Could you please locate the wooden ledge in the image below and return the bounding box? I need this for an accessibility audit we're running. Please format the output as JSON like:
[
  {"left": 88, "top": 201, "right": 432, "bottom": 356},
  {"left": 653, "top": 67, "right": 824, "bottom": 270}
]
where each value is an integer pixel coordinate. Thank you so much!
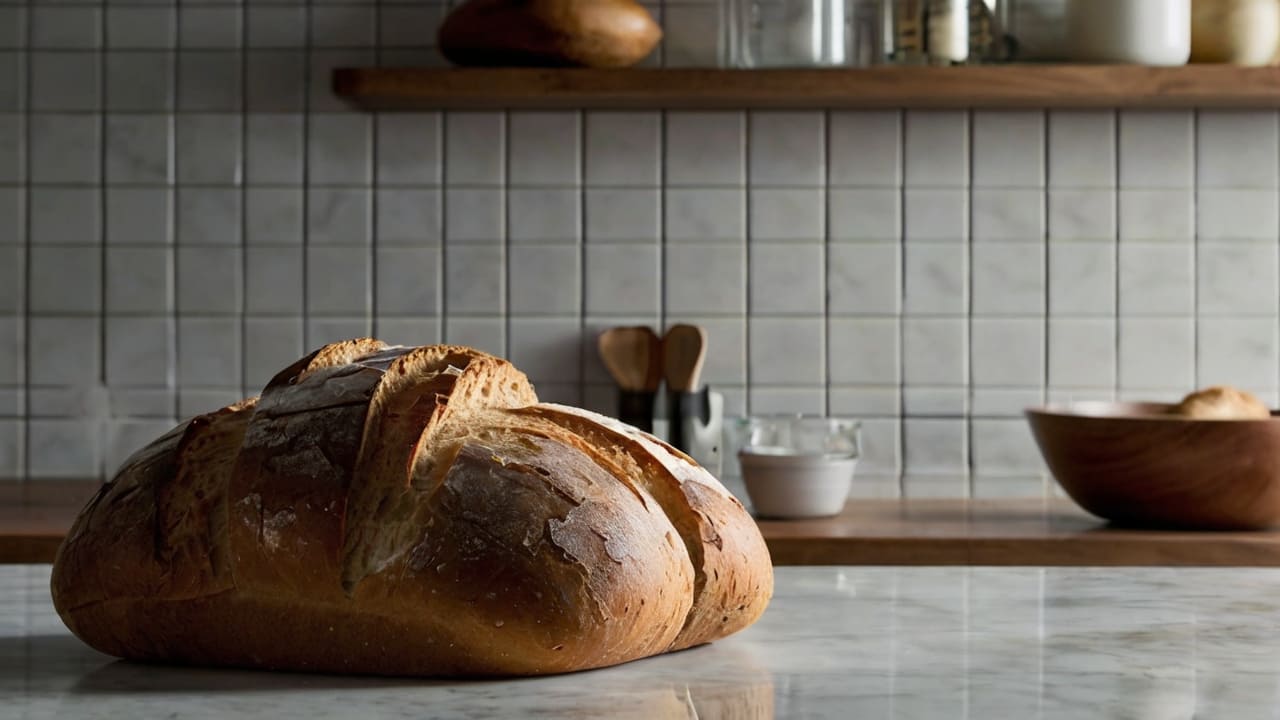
[
  {"left": 7, "top": 482, "right": 1280, "bottom": 566},
  {"left": 759, "top": 497, "right": 1280, "bottom": 566},
  {"left": 334, "top": 65, "right": 1280, "bottom": 111}
]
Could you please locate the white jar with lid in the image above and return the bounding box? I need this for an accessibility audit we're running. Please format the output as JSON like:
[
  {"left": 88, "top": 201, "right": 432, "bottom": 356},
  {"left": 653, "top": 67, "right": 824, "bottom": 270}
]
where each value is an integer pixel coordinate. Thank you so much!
[{"left": 1066, "top": 0, "right": 1192, "bottom": 65}]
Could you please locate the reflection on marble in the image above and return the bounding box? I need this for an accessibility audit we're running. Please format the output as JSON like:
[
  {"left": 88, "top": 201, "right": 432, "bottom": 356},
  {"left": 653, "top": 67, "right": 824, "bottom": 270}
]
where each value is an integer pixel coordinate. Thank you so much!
[{"left": 9, "top": 565, "right": 1280, "bottom": 718}]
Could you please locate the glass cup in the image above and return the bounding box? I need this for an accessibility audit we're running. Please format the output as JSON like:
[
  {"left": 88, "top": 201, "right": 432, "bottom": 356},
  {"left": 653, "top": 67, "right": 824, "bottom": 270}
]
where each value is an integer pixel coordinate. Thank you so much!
[
  {"left": 726, "top": 415, "right": 862, "bottom": 518},
  {"left": 722, "top": 0, "right": 855, "bottom": 67}
]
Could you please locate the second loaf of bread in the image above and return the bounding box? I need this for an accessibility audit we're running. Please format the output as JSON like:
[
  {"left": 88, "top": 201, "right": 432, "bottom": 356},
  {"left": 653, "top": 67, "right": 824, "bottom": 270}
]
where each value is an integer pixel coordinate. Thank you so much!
[{"left": 51, "top": 340, "right": 773, "bottom": 677}]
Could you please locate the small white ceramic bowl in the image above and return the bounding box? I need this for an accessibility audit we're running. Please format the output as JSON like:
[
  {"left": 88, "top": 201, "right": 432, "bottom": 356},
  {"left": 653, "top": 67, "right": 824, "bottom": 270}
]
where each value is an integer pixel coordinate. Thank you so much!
[{"left": 730, "top": 416, "right": 860, "bottom": 519}]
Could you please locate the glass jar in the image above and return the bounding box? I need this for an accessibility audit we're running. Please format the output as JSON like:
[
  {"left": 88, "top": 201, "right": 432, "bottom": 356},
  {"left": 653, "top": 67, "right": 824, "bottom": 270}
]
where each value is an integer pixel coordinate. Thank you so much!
[
  {"left": 884, "top": 0, "right": 971, "bottom": 64},
  {"left": 722, "top": 0, "right": 852, "bottom": 67}
]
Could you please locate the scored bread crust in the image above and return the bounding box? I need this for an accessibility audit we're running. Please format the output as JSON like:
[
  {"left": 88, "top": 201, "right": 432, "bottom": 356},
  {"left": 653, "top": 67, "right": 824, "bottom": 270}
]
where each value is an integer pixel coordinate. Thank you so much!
[{"left": 51, "top": 340, "right": 773, "bottom": 676}]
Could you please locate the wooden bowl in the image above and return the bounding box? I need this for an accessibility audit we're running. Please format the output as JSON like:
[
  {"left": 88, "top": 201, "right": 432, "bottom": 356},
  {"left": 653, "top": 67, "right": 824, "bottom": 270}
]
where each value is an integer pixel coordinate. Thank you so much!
[{"left": 1026, "top": 402, "right": 1280, "bottom": 530}]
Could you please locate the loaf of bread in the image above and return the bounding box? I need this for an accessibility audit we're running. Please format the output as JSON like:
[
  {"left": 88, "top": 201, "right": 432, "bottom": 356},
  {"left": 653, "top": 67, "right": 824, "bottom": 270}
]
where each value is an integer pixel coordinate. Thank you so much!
[
  {"left": 51, "top": 340, "right": 773, "bottom": 676},
  {"left": 1173, "top": 385, "right": 1272, "bottom": 420}
]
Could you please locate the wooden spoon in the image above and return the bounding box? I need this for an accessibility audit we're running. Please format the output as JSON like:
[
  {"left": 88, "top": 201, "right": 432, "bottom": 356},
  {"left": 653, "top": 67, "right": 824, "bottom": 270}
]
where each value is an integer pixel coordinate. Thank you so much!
[
  {"left": 662, "top": 324, "right": 707, "bottom": 393},
  {"left": 598, "top": 326, "right": 662, "bottom": 392}
]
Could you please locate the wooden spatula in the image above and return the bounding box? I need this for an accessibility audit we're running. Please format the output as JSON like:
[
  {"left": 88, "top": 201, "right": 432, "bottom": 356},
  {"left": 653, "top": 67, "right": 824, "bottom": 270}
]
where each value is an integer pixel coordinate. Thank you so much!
[
  {"left": 598, "top": 326, "right": 662, "bottom": 392},
  {"left": 662, "top": 324, "right": 707, "bottom": 393}
]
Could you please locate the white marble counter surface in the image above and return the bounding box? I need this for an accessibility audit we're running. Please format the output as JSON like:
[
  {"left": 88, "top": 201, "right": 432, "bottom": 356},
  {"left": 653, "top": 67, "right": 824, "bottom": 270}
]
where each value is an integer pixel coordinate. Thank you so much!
[{"left": 6, "top": 564, "right": 1280, "bottom": 718}]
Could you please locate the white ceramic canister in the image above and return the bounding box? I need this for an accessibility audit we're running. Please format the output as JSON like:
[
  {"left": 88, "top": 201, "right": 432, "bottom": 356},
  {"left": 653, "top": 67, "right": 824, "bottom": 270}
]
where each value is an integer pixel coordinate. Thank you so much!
[{"left": 1066, "top": 0, "right": 1192, "bottom": 65}]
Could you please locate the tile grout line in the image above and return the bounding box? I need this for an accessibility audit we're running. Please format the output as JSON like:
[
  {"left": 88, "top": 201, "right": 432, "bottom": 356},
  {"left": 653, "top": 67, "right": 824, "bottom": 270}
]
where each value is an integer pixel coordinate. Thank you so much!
[
  {"left": 821, "top": 109, "right": 830, "bottom": 420},
  {"left": 238, "top": 0, "right": 248, "bottom": 399},
  {"left": 439, "top": 113, "right": 449, "bottom": 343},
  {"left": 19, "top": 5, "right": 30, "bottom": 483},
  {"left": 300, "top": 0, "right": 312, "bottom": 352},
  {"left": 742, "top": 110, "right": 751, "bottom": 417},
  {"left": 1112, "top": 111, "right": 1121, "bottom": 406},
  {"left": 896, "top": 110, "right": 906, "bottom": 498},
  {"left": 170, "top": 1, "right": 182, "bottom": 433},
  {"left": 370, "top": 0, "right": 381, "bottom": 341},
  {"left": 577, "top": 109, "right": 586, "bottom": 406},
  {"left": 1191, "top": 110, "right": 1200, "bottom": 392},
  {"left": 502, "top": 110, "right": 510, "bottom": 357},
  {"left": 96, "top": 0, "right": 108, "bottom": 481},
  {"left": 965, "top": 109, "right": 975, "bottom": 498}
]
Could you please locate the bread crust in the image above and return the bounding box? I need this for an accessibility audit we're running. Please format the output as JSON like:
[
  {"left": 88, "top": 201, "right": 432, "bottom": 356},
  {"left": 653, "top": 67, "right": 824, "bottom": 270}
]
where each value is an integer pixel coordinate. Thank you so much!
[
  {"left": 1174, "top": 386, "right": 1272, "bottom": 420},
  {"left": 51, "top": 340, "right": 772, "bottom": 676}
]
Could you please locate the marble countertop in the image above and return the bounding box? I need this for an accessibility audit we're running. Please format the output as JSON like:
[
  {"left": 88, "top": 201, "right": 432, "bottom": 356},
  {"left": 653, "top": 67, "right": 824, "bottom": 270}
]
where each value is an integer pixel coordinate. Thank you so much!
[{"left": 6, "top": 565, "right": 1280, "bottom": 718}]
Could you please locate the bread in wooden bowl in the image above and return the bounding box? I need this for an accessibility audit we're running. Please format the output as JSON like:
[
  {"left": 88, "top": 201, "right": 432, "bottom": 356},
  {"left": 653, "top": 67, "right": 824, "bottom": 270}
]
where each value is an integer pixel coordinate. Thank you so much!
[
  {"left": 1172, "top": 385, "right": 1272, "bottom": 420},
  {"left": 437, "top": 0, "right": 662, "bottom": 68},
  {"left": 51, "top": 340, "right": 773, "bottom": 677},
  {"left": 1027, "top": 394, "right": 1280, "bottom": 530}
]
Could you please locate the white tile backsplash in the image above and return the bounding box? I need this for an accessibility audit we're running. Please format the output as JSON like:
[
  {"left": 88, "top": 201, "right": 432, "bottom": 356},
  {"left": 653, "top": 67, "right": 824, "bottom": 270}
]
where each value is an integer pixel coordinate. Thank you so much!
[
  {"left": 1048, "top": 242, "right": 1116, "bottom": 316},
  {"left": 177, "top": 246, "right": 242, "bottom": 314},
  {"left": 1048, "top": 111, "right": 1115, "bottom": 188},
  {"left": 6, "top": 11, "right": 1280, "bottom": 497},
  {"left": 665, "top": 244, "right": 745, "bottom": 315},
  {"left": 829, "top": 111, "right": 901, "bottom": 187},
  {"left": 1197, "top": 318, "right": 1280, "bottom": 391},
  {"left": 30, "top": 114, "right": 99, "bottom": 184},
  {"left": 749, "top": 112, "right": 824, "bottom": 187},
  {"left": 444, "top": 112, "right": 504, "bottom": 185},
  {"left": 903, "top": 318, "right": 966, "bottom": 386},
  {"left": 510, "top": 112, "right": 580, "bottom": 187},
  {"left": 31, "top": 51, "right": 99, "bottom": 112},
  {"left": 970, "top": 318, "right": 1044, "bottom": 387},
  {"left": 972, "top": 111, "right": 1044, "bottom": 188},
  {"left": 970, "top": 243, "right": 1045, "bottom": 316},
  {"left": 584, "top": 244, "right": 660, "bottom": 315},
  {"left": 1048, "top": 189, "right": 1115, "bottom": 241},
  {"left": 749, "top": 317, "right": 824, "bottom": 385},
  {"left": 904, "top": 188, "right": 967, "bottom": 242},
  {"left": 827, "top": 243, "right": 900, "bottom": 315},
  {"left": 31, "top": 188, "right": 99, "bottom": 246},
  {"left": 1048, "top": 318, "right": 1117, "bottom": 389},
  {"left": 1118, "top": 317, "right": 1196, "bottom": 390},
  {"left": 749, "top": 243, "right": 824, "bottom": 314},
  {"left": 749, "top": 188, "right": 823, "bottom": 242},
  {"left": 903, "top": 243, "right": 966, "bottom": 315},
  {"left": 828, "top": 317, "right": 899, "bottom": 385},
  {"left": 585, "top": 111, "right": 661, "bottom": 187},
  {"left": 666, "top": 188, "right": 744, "bottom": 242},
  {"left": 1196, "top": 189, "right": 1280, "bottom": 241},
  {"left": 666, "top": 111, "right": 745, "bottom": 186},
  {"left": 904, "top": 111, "right": 968, "bottom": 187},
  {"left": 971, "top": 189, "right": 1044, "bottom": 242},
  {"left": 242, "top": 247, "right": 302, "bottom": 318},
  {"left": 29, "top": 247, "right": 100, "bottom": 314},
  {"left": 307, "top": 114, "right": 372, "bottom": 186},
  {"left": 0, "top": 114, "right": 21, "bottom": 184},
  {"left": 508, "top": 189, "right": 580, "bottom": 244},
  {"left": 1197, "top": 243, "right": 1280, "bottom": 316},
  {"left": 246, "top": 114, "right": 304, "bottom": 184},
  {"left": 105, "top": 51, "right": 173, "bottom": 112},
  {"left": 106, "top": 247, "right": 171, "bottom": 314},
  {"left": 508, "top": 245, "right": 580, "bottom": 316},
  {"left": 1118, "top": 243, "right": 1195, "bottom": 316},
  {"left": 1118, "top": 111, "right": 1194, "bottom": 188},
  {"left": 1196, "top": 111, "right": 1278, "bottom": 189},
  {"left": 105, "top": 114, "right": 172, "bottom": 184}
]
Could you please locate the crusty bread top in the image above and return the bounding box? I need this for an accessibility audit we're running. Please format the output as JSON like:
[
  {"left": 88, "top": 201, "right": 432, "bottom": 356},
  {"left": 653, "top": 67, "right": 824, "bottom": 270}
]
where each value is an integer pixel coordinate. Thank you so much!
[
  {"left": 52, "top": 340, "right": 773, "bottom": 676},
  {"left": 1174, "top": 385, "right": 1272, "bottom": 420}
]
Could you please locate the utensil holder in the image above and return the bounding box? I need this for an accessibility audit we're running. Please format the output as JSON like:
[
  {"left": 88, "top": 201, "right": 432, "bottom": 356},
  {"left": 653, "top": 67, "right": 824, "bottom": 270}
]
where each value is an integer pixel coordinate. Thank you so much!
[
  {"left": 668, "top": 386, "right": 725, "bottom": 477},
  {"left": 617, "top": 390, "right": 657, "bottom": 433}
]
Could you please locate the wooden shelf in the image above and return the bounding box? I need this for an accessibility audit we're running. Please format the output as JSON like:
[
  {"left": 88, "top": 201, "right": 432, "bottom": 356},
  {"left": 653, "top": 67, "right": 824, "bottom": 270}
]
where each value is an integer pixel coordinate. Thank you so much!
[
  {"left": 10, "top": 482, "right": 1280, "bottom": 566},
  {"left": 333, "top": 65, "right": 1280, "bottom": 110}
]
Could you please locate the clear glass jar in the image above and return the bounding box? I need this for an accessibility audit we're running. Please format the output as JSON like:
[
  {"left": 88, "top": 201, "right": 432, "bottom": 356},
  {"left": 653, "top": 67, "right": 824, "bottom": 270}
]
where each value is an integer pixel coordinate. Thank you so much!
[
  {"left": 722, "top": 0, "right": 852, "bottom": 67},
  {"left": 884, "top": 0, "right": 971, "bottom": 64}
]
